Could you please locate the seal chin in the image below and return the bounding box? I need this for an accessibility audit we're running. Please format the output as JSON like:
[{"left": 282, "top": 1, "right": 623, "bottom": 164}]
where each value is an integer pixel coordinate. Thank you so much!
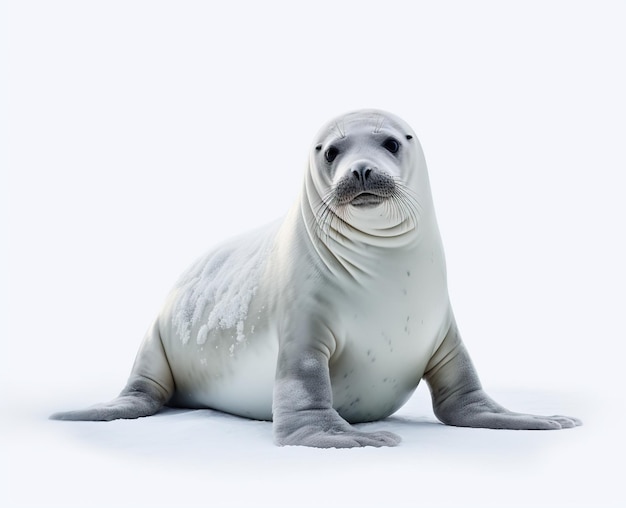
[{"left": 350, "top": 193, "right": 386, "bottom": 208}]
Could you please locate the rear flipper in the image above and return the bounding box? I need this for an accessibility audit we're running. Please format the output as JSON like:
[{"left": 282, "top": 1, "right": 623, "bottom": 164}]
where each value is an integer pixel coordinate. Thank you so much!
[
  {"left": 50, "top": 322, "right": 175, "bottom": 422},
  {"left": 50, "top": 376, "right": 170, "bottom": 421}
]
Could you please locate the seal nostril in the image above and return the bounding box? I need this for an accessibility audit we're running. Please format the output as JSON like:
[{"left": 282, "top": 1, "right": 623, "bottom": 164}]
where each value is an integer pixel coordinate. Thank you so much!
[{"left": 351, "top": 166, "right": 375, "bottom": 183}]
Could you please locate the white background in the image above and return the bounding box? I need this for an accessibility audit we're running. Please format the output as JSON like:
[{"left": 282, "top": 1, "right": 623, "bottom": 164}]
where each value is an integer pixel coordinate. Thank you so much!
[{"left": 3, "top": 1, "right": 625, "bottom": 507}]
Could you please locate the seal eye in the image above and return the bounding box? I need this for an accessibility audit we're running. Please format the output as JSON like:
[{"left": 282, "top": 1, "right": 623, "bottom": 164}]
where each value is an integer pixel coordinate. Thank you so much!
[
  {"left": 325, "top": 146, "right": 339, "bottom": 163},
  {"left": 383, "top": 138, "right": 400, "bottom": 154}
]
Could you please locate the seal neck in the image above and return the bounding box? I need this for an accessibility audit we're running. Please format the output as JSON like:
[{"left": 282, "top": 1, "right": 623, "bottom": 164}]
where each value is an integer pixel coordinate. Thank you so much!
[{"left": 300, "top": 173, "right": 437, "bottom": 282}]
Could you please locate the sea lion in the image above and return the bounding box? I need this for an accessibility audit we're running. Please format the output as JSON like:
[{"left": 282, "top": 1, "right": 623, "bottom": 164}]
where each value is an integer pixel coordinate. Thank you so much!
[{"left": 51, "top": 109, "right": 581, "bottom": 447}]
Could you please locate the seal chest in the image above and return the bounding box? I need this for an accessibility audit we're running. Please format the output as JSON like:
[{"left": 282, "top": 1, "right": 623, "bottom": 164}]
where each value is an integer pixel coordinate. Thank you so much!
[{"left": 324, "top": 228, "right": 451, "bottom": 422}]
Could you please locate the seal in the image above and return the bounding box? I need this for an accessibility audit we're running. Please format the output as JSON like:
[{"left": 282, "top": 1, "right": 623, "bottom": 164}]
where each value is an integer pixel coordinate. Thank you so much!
[{"left": 51, "top": 109, "right": 581, "bottom": 447}]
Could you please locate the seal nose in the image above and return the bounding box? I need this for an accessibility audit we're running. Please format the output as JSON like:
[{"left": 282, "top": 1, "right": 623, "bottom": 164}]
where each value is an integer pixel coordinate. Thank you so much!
[{"left": 351, "top": 164, "right": 375, "bottom": 184}]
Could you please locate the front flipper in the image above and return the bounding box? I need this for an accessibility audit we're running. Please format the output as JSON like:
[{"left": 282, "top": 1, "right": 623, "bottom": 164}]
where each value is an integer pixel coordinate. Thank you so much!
[
  {"left": 273, "top": 343, "right": 400, "bottom": 448},
  {"left": 424, "top": 320, "right": 582, "bottom": 430}
]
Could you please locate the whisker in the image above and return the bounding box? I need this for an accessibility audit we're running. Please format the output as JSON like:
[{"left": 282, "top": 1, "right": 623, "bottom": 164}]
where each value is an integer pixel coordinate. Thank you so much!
[
  {"left": 312, "top": 188, "right": 350, "bottom": 244},
  {"left": 393, "top": 179, "right": 423, "bottom": 216},
  {"left": 373, "top": 114, "right": 385, "bottom": 134},
  {"left": 334, "top": 121, "right": 346, "bottom": 139},
  {"left": 310, "top": 176, "right": 422, "bottom": 243}
]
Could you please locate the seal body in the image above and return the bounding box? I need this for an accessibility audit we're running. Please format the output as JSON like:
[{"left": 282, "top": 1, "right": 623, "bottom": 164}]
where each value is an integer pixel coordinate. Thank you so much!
[{"left": 51, "top": 110, "right": 581, "bottom": 447}]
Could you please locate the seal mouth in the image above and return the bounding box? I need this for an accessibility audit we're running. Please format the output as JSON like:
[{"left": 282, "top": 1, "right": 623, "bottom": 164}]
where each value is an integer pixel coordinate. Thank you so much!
[
  {"left": 333, "top": 167, "right": 396, "bottom": 207},
  {"left": 350, "top": 192, "right": 386, "bottom": 207}
]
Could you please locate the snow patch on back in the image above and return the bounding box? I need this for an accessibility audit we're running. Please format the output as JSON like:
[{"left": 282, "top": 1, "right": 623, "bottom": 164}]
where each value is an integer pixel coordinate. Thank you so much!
[{"left": 172, "top": 223, "right": 278, "bottom": 346}]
